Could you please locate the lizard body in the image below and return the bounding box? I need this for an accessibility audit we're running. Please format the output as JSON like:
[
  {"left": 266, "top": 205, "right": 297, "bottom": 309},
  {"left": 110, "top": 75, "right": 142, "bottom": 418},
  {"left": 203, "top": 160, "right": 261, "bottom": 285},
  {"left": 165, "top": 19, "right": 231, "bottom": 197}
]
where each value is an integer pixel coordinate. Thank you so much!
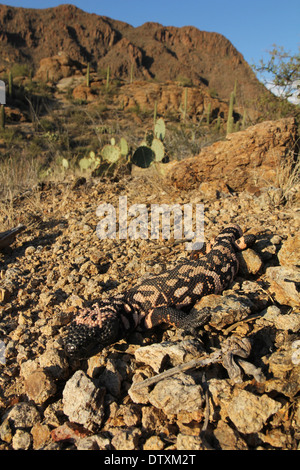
[{"left": 64, "top": 224, "right": 255, "bottom": 358}]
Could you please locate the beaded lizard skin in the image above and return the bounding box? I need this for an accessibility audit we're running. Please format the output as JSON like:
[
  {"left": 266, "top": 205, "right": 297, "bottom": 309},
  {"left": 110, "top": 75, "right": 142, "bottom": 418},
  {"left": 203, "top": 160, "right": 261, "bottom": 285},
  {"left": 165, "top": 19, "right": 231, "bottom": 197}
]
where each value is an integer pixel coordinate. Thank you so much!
[{"left": 64, "top": 224, "right": 256, "bottom": 358}]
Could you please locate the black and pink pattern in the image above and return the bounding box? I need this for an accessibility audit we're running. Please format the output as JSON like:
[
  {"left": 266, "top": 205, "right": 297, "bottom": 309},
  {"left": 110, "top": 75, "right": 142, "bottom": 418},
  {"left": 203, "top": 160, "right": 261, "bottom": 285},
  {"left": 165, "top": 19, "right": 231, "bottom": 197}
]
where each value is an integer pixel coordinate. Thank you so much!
[{"left": 64, "top": 224, "right": 256, "bottom": 358}]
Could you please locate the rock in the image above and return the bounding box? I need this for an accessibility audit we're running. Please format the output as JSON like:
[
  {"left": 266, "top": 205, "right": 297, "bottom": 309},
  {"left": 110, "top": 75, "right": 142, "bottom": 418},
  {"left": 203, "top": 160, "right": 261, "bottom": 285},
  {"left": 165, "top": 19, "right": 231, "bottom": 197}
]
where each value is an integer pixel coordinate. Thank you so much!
[
  {"left": 3, "top": 402, "right": 40, "bottom": 429},
  {"left": 75, "top": 435, "right": 101, "bottom": 450},
  {"left": 168, "top": 118, "right": 297, "bottom": 192},
  {"left": 134, "top": 339, "right": 204, "bottom": 373},
  {"left": 0, "top": 287, "right": 10, "bottom": 302},
  {"left": 62, "top": 370, "right": 106, "bottom": 431},
  {"left": 35, "top": 52, "right": 83, "bottom": 82},
  {"left": 0, "top": 418, "right": 13, "bottom": 443},
  {"left": 237, "top": 248, "right": 264, "bottom": 276},
  {"left": 12, "top": 429, "right": 32, "bottom": 450},
  {"left": 116, "top": 404, "right": 142, "bottom": 427},
  {"left": 176, "top": 433, "right": 205, "bottom": 450},
  {"left": 291, "top": 340, "right": 300, "bottom": 365},
  {"left": 117, "top": 81, "right": 229, "bottom": 123},
  {"left": 266, "top": 343, "right": 300, "bottom": 398},
  {"left": 264, "top": 375, "right": 300, "bottom": 399},
  {"left": 24, "top": 369, "right": 57, "bottom": 404},
  {"left": 264, "top": 266, "right": 300, "bottom": 307},
  {"left": 268, "top": 350, "right": 293, "bottom": 378},
  {"left": 207, "top": 378, "right": 233, "bottom": 419},
  {"left": 141, "top": 406, "right": 166, "bottom": 433},
  {"left": 128, "top": 368, "right": 154, "bottom": 405},
  {"left": 254, "top": 237, "right": 278, "bottom": 261},
  {"left": 293, "top": 400, "right": 300, "bottom": 430},
  {"left": 193, "top": 293, "right": 252, "bottom": 329},
  {"left": 72, "top": 84, "right": 96, "bottom": 102},
  {"left": 20, "top": 359, "right": 39, "bottom": 379},
  {"left": 31, "top": 423, "right": 51, "bottom": 450},
  {"left": 240, "top": 280, "right": 270, "bottom": 311},
  {"left": 226, "top": 389, "right": 282, "bottom": 434},
  {"left": 199, "top": 180, "right": 230, "bottom": 198},
  {"left": 110, "top": 427, "right": 142, "bottom": 450},
  {"left": 213, "top": 421, "right": 248, "bottom": 450},
  {"left": 76, "top": 434, "right": 111, "bottom": 450},
  {"left": 43, "top": 400, "right": 65, "bottom": 428},
  {"left": 258, "top": 428, "right": 293, "bottom": 448},
  {"left": 143, "top": 435, "right": 165, "bottom": 450},
  {"left": 38, "top": 348, "right": 69, "bottom": 380},
  {"left": 148, "top": 373, "right": 204, "bottom": 418},
  {"left": 50, "top": 421, "right": 91, "bottom": 443},
  {"left": 278, "top": 234, "right": 300, "bottom": 267},
  {"left": 134, "top": 343, "right": 170, "bottom": 373},
  {"left": 98, "top": 358, "right": 122, "bottom": 396},
  {"left": 257, "top": 305, "right": 300, "bottom": 332}
]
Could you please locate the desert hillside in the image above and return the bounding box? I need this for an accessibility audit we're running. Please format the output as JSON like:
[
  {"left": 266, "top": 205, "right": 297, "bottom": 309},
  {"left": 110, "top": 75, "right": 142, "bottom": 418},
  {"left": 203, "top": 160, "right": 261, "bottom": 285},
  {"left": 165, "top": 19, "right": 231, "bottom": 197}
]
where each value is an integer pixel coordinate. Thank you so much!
[{"left": 0, "top": 3, "right": 264, "bottom": 105}]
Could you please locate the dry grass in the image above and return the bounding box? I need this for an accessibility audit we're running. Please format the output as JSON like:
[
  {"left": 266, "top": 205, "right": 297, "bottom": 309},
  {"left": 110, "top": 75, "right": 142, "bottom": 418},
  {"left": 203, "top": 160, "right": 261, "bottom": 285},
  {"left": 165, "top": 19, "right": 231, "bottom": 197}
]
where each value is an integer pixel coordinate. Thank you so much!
[{"left": 274, "top": 139, "right": 300, "bottom": 203}]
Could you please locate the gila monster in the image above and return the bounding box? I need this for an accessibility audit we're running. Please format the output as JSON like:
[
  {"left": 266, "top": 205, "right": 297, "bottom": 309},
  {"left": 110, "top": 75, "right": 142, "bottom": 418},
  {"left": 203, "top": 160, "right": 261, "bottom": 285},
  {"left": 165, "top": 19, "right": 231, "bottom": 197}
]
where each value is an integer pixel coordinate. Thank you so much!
[{"left": 64, "top": 224, "right": 256, "bottom": 358}]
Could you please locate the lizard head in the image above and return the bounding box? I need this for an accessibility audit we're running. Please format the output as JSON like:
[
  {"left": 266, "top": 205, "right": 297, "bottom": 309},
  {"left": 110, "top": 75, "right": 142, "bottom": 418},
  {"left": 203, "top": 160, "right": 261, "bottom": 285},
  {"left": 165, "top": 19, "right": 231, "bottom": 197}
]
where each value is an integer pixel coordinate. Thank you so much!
[
  {"left": 215, "top": 224, "right": 256, "bottom": 250},
  {"left": 64, "top": 299, "right": 122, "bottom": 358}
]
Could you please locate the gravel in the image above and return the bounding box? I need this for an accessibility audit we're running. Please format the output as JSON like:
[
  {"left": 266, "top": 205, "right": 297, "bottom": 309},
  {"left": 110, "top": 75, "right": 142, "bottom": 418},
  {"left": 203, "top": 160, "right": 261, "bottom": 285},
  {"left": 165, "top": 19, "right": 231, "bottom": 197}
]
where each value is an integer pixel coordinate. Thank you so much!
[{"left": 0, "top": 174, "right": 299, "bottom": 450}]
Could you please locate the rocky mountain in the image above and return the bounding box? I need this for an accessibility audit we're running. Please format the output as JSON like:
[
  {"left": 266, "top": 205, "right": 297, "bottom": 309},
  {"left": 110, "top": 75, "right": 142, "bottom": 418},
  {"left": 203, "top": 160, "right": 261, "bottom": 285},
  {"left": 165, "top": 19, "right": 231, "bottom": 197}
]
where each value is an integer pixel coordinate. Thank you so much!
[{"left": 0, "top": 3, "right": 264, "bottom": 105}]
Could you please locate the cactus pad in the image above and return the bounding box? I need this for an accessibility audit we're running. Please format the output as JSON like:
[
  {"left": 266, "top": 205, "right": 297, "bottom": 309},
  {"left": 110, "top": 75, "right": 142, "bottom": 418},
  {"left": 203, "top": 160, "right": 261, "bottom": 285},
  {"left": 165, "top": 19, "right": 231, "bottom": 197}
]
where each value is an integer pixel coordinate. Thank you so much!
[{"left": 101, "top": 144, "right": 122, "bottom": 163}]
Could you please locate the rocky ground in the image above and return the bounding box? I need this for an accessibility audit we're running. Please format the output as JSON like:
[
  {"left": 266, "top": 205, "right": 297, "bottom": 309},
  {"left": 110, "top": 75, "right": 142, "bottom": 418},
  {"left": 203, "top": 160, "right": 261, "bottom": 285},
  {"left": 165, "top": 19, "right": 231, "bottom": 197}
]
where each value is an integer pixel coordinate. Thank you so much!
[{"left": 0, "top": 166, "right": 299, "bottom": 450}]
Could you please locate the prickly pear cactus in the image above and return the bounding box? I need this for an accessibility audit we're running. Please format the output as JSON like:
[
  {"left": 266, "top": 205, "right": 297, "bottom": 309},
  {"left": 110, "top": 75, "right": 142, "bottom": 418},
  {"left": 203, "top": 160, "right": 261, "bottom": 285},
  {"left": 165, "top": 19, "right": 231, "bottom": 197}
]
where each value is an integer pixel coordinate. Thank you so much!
[
  {"left": 61, "top": 158, "right": 69, "bottom": 170},
  {"left": 132, "top": 121, "right": 166, "bottom": 168},
  {"left": 154, "top": 117, "right": 166, "bottom": 141},
  {"left": 101, "top": 144, "right": 122, "bottom": 163},
  {"left": 92, "top": 161, "right": 117, "bottom": 177},
  {"left": 79, "top": 151, "right": 101, "bottom": 171},
  {"left": 131, "top": 146, "right": 155, "bottom": 168},
  {"left": 120, "top": 137, "right": 129, "bottom": 157},
  {"left": 151, "top": 138, "right": 165, "bottom": 162}
]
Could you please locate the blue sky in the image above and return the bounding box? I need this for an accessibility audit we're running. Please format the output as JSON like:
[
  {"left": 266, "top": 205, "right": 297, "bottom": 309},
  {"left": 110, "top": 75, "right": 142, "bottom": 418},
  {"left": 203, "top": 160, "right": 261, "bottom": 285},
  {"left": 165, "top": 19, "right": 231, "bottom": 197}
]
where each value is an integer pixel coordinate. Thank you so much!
[{"left": 2, "top": 0, "right": 300, "bottom": 67}]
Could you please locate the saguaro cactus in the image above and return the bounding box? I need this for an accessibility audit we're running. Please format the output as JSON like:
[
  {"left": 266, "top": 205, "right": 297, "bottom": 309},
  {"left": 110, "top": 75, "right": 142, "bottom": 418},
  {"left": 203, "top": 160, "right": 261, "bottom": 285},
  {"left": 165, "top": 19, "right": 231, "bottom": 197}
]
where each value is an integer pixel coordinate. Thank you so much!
[
  {"left": 226, "top": 91, "right": 235, "bottom": 135},
  {"left": 86, "top": 63, "right": 90, "bottom": 87},
  {"left": 130, "top": 62, "right": 134, "bottom": 84},
  {"left": 0, "top": 105, "right": 5, "bottom": 129},
  {"left": 182, "top": 88, "right": 188, "bottom": 121},
  {"left": 8, "top": 71, "right": 13, "bottom": 98},
  {"left": 153, "top": 101, "right": 157, "bottom": 126},
  {"left": 207, "top": 103, "right": 211, "bottom": 125},
  {"left": 106, "top": 66, "right": 110, "bottom": 90}
]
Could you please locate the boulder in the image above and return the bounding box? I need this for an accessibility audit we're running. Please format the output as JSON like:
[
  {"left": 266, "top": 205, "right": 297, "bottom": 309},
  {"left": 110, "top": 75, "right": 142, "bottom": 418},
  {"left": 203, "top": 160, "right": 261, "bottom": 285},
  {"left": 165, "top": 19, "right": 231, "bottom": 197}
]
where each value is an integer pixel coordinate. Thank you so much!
[
  {"left": 278, "top": 234, "right": 300, "bottom": 267},
  {"left": 116, "top": 80, "right": 229, "bottom": 120},
  {"left": 148, "top": 373, "right": 204, "bottom": 419},
  {"left": 35, "top": 52, "right": 83, "bottom": 82},
  {"left": 264, "top": 266, "right": 300, "bottom": 307},
  {"left": 62, "top": 370, "right": 106, "bottom": 431},
  {"left": 167, "top": 117, "right": 298, "bottom": 192},
  {"left": 226, "top": 389, "right": 282, "bottom": 434}
]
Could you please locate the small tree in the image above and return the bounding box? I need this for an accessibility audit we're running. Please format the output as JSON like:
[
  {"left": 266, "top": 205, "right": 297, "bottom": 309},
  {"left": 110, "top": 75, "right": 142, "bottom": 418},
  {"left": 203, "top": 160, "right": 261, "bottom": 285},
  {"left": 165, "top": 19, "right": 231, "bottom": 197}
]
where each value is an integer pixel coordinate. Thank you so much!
[{"left": 253, "top": 45, "right": 300, "bottom": 104}]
